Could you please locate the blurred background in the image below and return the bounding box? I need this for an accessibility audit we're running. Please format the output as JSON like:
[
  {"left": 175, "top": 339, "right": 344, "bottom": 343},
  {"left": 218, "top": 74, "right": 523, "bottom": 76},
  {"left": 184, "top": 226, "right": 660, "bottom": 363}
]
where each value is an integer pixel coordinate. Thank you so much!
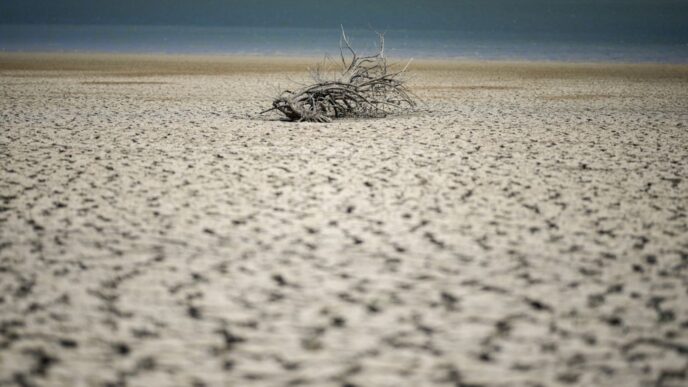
[{"left": 1, "top": 0, "right": 687, "bottom": 62}]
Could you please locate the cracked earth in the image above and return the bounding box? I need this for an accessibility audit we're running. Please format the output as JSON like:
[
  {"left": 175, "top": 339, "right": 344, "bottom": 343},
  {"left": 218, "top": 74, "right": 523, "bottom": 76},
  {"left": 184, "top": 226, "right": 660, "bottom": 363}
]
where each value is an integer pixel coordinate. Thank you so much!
[{"left": 1, "top": 55, "right": 687, "bottom": 386}]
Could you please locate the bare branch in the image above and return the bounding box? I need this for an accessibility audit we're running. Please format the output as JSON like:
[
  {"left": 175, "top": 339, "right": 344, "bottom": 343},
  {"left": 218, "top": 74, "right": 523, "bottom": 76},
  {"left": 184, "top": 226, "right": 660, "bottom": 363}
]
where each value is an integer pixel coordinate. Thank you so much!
[{"left": 268, "top": 28, "right": 416, "bottom": 122}]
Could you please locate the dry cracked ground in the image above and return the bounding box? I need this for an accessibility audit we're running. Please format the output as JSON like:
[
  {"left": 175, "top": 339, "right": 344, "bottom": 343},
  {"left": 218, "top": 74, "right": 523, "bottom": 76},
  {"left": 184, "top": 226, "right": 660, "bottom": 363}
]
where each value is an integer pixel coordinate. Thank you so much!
[{"left": 1, "top": 56, "right": 687, "bottom": 386}]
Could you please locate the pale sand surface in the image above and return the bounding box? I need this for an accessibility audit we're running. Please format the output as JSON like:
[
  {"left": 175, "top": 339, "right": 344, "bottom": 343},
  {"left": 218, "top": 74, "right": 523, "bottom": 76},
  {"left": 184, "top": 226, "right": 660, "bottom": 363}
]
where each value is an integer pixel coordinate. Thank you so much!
[{"left": 1, "top": 53, "right": 687, "bottom": 386}]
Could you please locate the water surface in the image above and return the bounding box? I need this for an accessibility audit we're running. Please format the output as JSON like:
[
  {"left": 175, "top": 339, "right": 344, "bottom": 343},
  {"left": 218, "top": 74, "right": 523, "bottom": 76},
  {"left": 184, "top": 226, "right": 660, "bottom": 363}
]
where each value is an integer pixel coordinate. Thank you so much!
[{"left": 1, "top": 24, "right": 687, "bottom": 63}]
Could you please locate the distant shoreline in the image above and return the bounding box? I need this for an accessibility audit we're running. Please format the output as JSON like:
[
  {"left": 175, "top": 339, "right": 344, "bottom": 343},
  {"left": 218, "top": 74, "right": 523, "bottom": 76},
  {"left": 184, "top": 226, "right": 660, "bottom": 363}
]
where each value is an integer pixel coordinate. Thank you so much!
[
  {"left": 2, "top": 52, "right": 688, "bottom": 79},
  {"left": 2, "top": 49, "right": 688, "bottom": 66},
  {"left": 2, "top": 24, "right": 687, "bottom": 64}
]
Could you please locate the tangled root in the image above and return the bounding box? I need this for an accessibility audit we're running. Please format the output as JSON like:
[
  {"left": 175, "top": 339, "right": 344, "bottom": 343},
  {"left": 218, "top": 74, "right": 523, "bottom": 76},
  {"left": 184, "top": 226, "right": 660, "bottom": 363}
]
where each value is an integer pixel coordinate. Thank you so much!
[{"left": 264, "top": 28, "right": 416, "bottom": 122}]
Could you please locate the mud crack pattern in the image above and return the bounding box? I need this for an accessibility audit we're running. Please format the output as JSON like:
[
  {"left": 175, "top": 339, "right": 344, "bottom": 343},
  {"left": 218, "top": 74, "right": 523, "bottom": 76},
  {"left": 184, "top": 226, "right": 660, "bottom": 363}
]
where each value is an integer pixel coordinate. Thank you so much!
[{"left": 1, "top": 61, "right": 687, "bottom": 386}]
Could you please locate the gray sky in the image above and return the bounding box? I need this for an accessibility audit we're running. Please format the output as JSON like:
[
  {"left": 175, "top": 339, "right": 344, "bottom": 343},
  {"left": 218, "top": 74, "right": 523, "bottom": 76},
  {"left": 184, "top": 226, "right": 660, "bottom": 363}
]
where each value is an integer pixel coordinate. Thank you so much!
[{"left": 1, "top": 0, "right": 687, "bottom": 43}]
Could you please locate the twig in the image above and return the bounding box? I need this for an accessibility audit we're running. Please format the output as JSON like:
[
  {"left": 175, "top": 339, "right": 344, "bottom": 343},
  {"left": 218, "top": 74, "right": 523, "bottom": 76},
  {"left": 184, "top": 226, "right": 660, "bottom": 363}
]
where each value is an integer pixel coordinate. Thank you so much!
[{"left": 267, "top": 28, "right": 416, "bottom": 122}]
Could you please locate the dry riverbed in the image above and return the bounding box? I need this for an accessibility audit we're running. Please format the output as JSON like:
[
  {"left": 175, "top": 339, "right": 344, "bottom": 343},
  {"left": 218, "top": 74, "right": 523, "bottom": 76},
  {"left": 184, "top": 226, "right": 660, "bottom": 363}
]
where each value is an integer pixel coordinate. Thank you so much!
[{"left": 1, "top": 53, "right": 687, "bottom": 386}]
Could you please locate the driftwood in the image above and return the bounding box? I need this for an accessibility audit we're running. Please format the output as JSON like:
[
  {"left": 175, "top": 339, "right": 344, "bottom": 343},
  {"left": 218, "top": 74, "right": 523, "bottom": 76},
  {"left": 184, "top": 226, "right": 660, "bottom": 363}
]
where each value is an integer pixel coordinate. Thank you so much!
[{"left": 263, "top": 28, "right": 416, "bottom": 122}]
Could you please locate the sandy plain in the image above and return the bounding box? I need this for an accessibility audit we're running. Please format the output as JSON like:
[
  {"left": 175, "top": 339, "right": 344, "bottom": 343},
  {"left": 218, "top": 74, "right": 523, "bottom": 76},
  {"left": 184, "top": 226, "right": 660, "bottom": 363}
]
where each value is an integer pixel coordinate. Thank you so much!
[{"left": 1, "top": 53, "right": 687, "bottom": 387}]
